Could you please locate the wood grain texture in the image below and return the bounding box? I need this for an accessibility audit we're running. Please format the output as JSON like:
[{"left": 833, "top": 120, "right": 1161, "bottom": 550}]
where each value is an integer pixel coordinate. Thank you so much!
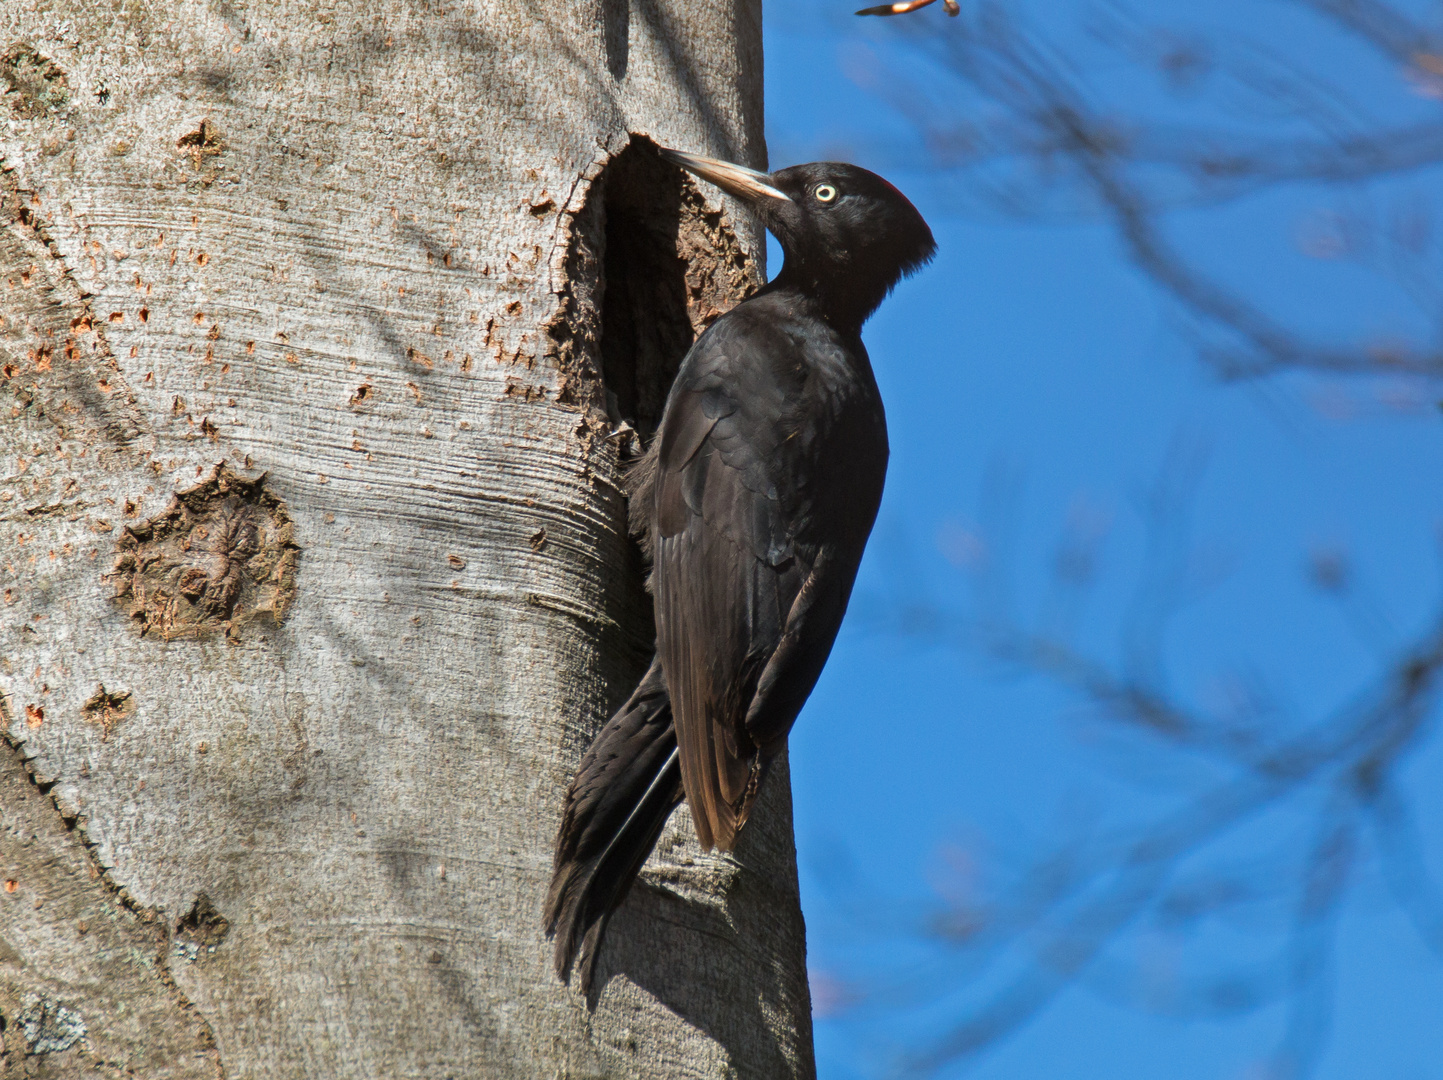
[{"left": 0, "top": 2, "right": 814, "bottom": 1076}]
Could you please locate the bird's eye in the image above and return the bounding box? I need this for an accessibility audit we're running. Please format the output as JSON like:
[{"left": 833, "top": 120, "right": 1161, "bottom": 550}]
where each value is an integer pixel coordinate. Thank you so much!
[{"left": 814, "top": 184, "right": 837, "bottom": 203}]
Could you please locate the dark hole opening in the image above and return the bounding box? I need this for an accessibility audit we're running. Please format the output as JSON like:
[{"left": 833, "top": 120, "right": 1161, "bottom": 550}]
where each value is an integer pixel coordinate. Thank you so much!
[
  {"left": 596, "top": 138, "right": 696, "bottom": 442},
  {"left": 579, "top": 137, "right": 713, "bottom": 719}
]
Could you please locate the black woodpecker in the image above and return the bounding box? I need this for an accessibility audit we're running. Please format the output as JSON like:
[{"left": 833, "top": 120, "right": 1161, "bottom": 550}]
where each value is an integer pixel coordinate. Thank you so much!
[{"left": 545, "top": 148, "right": 936, "bottom": 990}]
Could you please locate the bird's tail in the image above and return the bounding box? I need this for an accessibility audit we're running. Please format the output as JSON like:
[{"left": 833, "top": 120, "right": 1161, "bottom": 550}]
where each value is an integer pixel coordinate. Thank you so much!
[{"left": 545, "top": 657, "right": 683, "bottom": 991}]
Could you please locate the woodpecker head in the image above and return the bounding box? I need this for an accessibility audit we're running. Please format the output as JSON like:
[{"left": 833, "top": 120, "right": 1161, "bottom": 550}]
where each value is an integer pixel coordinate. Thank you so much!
[{"left": 661, "top": 148, "right": 937, "bottom": 329}]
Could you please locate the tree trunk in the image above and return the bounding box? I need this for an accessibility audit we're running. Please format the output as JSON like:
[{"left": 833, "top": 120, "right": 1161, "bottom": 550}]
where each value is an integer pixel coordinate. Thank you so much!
[{"left": 0, "top": 3, "right": 815, "bottom": 1077}]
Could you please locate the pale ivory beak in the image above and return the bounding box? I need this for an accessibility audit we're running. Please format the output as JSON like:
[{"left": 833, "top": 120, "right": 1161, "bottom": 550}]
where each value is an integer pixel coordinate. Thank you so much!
[{"left": 659, "top": 148, "right": 792, "bottom": 203}]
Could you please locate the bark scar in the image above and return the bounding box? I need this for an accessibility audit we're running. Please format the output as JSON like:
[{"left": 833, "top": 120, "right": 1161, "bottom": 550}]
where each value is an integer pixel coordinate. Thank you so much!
[{"left": 110, "top": 463, "right": 300, "bottom": 641}]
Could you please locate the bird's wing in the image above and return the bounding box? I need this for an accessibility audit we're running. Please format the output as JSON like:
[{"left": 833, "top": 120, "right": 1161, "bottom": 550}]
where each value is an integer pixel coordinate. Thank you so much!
[{"left": 651, "top": 332, "right": 807, "bottom": 852}]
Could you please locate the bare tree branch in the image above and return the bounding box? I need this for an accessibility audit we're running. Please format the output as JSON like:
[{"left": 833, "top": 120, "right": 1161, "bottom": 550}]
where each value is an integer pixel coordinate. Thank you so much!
[{"left": 863, "top": 1, "right": 1443, "bottom": 378}]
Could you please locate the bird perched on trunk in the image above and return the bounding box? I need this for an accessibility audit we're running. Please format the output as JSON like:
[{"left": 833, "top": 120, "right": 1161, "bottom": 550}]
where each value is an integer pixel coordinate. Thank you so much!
[{"left": 545, "top": 147, "right": 936, "bottom": 991}]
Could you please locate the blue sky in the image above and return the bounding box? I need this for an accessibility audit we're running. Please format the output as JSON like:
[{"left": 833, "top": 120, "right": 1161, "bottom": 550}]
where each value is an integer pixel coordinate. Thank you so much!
[{"left": 760, "top": 2, "right": 1443, "bottom": 1077}]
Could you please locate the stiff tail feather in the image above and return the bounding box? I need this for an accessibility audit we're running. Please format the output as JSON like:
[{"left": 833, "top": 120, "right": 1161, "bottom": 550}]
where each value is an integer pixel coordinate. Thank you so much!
[{"left": 545, "top": 657, "right": 683, "bottom": 991}]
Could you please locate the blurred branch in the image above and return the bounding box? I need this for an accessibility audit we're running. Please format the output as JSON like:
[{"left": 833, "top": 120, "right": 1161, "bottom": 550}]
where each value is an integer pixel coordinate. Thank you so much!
[
  {"left": 837, "top": 4, "right": 1443, "bottom": 1074},
  {"left": 903, "top": 590, "right": 1443, "bottom": 1074},
  {"left": 1292, "top": 0, "right": 1443, "bottom": 66},
  {"left": 850, "top": 450, "right": 1443, "bottom": 1076},
  {"left": 1368, "top": 780, "right": 1443, "bottom": 956},
  {"left": 863, "top": 0, "right": 1443, "bottom": 378}
]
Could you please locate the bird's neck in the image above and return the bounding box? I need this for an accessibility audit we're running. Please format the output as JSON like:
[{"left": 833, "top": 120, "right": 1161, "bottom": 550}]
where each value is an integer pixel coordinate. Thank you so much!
[{"left": 768, "top": 258, "right": 888, "bottom": 336}]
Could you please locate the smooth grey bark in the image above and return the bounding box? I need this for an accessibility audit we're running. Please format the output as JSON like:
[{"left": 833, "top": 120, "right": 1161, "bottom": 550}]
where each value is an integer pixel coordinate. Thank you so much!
[{"left": 0, "top": 3, "right": 815, "bottom": 1077}]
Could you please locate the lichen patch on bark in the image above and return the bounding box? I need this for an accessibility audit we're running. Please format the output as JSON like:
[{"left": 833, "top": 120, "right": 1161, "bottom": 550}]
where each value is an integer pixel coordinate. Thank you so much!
[
  {"left": 110, "top": 465, "right": 299, "bottom": 640},
  {"left": 15, "top": 994, "right": 87, "bottom": 1055}
]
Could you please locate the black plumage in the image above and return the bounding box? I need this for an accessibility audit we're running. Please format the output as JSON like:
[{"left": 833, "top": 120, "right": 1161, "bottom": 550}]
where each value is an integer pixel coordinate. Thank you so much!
[{"left": 546, "top": 149, "right": 936, "bottom": 990}]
